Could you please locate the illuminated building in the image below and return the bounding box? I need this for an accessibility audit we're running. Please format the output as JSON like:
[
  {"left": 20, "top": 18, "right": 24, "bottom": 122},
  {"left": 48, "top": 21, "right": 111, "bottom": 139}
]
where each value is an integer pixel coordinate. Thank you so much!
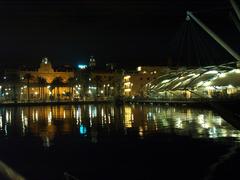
[
  {"left": 19, "top": 57, "right": 75, "bottom": 101},
  {"left": 123, "top": 66, "right": 171, "bottom": 97}
]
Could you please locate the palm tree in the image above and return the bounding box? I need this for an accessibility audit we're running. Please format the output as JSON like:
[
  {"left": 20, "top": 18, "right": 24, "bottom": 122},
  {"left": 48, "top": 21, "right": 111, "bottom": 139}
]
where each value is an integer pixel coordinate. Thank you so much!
[
  {"left": 37, "top": 77, "right": 47, "bottom": 101},
  {"left": 67, "top": 77, "right": 76, "bottom": 99},
  {"left": 51, "top": 77, "right": 63, "bottom": 101},
  {"left": 24, "top": 73, "right": 34, "bottom": 102}
]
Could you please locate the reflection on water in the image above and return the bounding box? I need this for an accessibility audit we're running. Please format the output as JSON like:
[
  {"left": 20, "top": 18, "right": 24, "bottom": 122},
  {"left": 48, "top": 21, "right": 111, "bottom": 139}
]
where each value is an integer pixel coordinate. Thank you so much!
[{"left": 0, "top": 104, "right": 240, "bottom": 147}]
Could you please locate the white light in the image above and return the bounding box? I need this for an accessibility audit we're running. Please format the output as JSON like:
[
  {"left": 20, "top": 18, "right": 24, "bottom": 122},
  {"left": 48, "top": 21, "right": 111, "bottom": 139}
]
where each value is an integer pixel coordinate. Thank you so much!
[
  {"left": 219, "top": 73, "right": 226, "bottom": 78},
  {"left": 205, "top": 86, "right": 215, "bottom": 90},
  {"left": 203, "top": 81, "right": 212, "bottom": 87},
  {"left": 205, "top": 70, "right": 218, "bottom": 74},
  {"left": 162, "top": 79, "right": 170, "bottom": 84},
  {"left": 230, "top": 69, "right": 240, "bottom": 74}
]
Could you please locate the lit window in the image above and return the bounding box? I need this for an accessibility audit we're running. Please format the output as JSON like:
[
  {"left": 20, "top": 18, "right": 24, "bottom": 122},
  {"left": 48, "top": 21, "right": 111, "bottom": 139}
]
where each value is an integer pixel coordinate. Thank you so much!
[{"left": 137, "top": 66, "right": 142, "bottom": 71}]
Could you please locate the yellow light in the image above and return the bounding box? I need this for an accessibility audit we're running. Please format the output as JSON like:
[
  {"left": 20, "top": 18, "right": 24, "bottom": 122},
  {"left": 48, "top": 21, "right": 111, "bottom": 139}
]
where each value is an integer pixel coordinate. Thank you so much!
[{"left": 124, "top": 75, "right": 131, "bottom": 79}]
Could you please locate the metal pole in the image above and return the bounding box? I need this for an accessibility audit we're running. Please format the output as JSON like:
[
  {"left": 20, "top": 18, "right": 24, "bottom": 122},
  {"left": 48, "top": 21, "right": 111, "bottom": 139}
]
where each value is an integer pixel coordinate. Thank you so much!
[
  {"left": 186, "top": 11, "right": 240, "bottom": 61},
  {"left": 230, "top": 0, "right": 240, "bottom": 22},
  {"left": 230, "top": 12, "right": 240, "bottom": 33}
]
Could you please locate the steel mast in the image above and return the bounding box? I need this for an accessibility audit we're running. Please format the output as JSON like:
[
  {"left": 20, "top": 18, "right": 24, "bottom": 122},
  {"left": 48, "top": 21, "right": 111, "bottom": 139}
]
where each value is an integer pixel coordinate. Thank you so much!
[
  {"left": 186, "top": 11, "right": 240, "bottom": 65},
  {"left": 230, "top": 0, "right": 240, "bottom": 22}
]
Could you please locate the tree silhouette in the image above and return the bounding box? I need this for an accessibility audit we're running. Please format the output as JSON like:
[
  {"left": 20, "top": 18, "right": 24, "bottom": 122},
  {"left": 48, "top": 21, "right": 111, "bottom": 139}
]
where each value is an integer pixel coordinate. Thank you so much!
[
  {"left": 24, "top": 73, "right": 34, "bottom": 102},
  {"left": 51, "top": 77, "right": 63, "bottom": 101},
  {"left": 37, "top": 77, "right": 47, "bottom": 101},
  {"left": 67, "top": 77, "right": 76, "bottom": 99}
]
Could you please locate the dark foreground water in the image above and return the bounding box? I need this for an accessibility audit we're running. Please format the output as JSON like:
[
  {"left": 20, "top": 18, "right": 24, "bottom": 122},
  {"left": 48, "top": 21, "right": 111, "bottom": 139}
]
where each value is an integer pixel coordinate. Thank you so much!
[{"left": 0, "top": 104, "right": 240, "bottom": 180}]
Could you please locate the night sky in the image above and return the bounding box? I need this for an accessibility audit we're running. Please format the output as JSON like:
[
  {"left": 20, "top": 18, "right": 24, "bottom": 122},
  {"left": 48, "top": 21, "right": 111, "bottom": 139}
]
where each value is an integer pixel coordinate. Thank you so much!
[{"left": 0, "top": 0, "right": 239, "bottom": 68}]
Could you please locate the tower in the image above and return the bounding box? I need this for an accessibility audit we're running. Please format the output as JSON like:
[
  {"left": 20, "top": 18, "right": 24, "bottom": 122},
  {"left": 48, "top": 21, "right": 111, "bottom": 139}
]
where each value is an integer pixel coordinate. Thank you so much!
[
  {"left": 38, "top": 57, "right": 54, "bottom": 73},
  {"left": 89, "top": 56, "right": 96, "bottom": 67}
]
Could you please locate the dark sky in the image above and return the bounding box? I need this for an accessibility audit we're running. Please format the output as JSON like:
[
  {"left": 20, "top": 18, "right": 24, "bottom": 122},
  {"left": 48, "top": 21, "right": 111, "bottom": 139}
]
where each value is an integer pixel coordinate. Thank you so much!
[{"left": 0, "top": 0, "right": 239, "bottom": 68}]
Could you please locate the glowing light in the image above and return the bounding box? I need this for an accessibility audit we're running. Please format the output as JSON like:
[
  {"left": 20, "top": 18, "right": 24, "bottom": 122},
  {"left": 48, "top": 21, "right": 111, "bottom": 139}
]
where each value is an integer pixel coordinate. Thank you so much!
[
  {"left": 203, "top": 81, "right": 212, "bottom": 87},
  {"left": 80, "top": 124, "right": 87, "bottom": 135},
  {"left": 137, "top": 66, "right": 142, "bottom": 71},
  {"left": 124, "top": 75, "right": 131, "bottom": 79},
  {"left": 162, "top": 79, "right": 170, "bottom": 84},
  {"left": 78, "top": 64, "right": 87, "bottom": 69},
  {"left": 139, "top": 126, "right": 144, "bottom": 137},
  {"left": 205, "top": 86, "right": 215, "bottom": 90},
  {"left": 124, "top": 107, "right": 132, "bottom": 128},
  {"left": 219, "top": 73, "right": 226, "bottom": 78},
  {"left": 230, "top": 69, "right": 240, "bottom": 73},
  {"left": 35, "top": 111, "right": 38, "bottom": 121},
  {"left": 48, "top": 111, "right": 52, "bottom": 125},
  {"left": 0, "top": 115, "right": 2, "bottom": 129},
  {"left": 205, "top": 70, "right": 218, "bottom": 74}
]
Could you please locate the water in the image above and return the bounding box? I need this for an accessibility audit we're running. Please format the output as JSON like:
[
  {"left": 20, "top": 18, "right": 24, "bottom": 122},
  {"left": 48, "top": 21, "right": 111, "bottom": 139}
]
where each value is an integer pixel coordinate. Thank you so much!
[
  {"left": 0, "top": 104, "right": 239, "bottom": 145},
  {"left": 1, "top": 104, "right": 240, "bottom": 180}
]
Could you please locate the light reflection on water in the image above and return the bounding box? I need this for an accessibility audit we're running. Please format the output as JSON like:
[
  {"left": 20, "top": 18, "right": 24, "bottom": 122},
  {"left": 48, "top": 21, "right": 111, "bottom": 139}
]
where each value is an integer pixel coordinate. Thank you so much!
[{"left": 0, "top": 104, "right": 239, "bottom": 146}]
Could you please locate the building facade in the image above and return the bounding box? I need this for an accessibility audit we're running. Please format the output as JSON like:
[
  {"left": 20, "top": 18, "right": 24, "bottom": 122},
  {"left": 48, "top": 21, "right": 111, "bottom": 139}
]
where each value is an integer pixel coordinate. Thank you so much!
[{"left": 123, "top": 66, "right": 171, "bottom": 97}]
